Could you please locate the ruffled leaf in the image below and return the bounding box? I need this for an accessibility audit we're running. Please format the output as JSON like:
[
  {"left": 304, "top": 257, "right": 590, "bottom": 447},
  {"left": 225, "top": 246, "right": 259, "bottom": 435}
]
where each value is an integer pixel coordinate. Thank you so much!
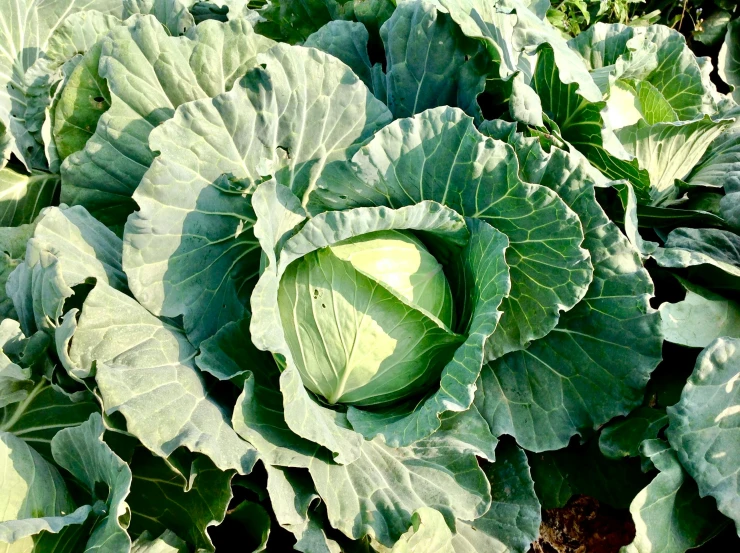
[
  {"left": 127, "top": 452, "right": 233, "bottom": 552},
  {"left": 667, "top": 338, "right": 740, "bottom": 534},
  {"left": 476, "top": 133, "right": 661, "bottom": 452},
  {"left": 69, "top": 282, "right": 258, "bottom": 474},
  {"left": 622, "top": 439, "right": 729, "bottom": 553},
  {"left": 452, "top": 441, "right": 540, "bottom": 553},
  {"left": 61, "top": 15, "right": 275, "bottom": 227},
  {"left": 123, "top": 44, "right": 391, "bottom": 346},
  {"left": 0, "top": 0, "right": 123, "bottom": 169}
]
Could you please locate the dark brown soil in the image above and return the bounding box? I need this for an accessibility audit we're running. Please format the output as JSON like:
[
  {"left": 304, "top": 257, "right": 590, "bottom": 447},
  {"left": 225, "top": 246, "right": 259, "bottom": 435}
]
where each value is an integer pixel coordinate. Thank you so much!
[{"left": 528, "top": 496, "right": 635, "bottom": 553}]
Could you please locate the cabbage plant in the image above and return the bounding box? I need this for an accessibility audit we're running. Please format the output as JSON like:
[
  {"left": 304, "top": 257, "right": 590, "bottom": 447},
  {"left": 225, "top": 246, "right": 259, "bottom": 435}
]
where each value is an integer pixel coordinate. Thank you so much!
[{"left": 0, "top": 0, "right": 739, "bottom": 552}]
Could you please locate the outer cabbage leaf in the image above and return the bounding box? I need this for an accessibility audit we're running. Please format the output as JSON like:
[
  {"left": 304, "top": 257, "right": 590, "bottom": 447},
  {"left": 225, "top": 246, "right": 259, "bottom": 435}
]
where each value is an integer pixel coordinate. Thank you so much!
[
  {"left": 437, "top": 0, "right": 601, "bottom": 104},
  {"left": 196, "top": 317, "right": 274, "bottom": 385},
  {"left": 61, "top": 15, "right": 275, "bottom": 227},
  {"left": 451, "top": 441, "right": 540, "bottom": 553},
  {"left": 685, "top": 127, "right": 740, "bottom": 230},
  {"left": 262, "top": 465, "right": 331, "bottom": 549},
  {"left": 314, "top": 107, "right": 592, "bottom": 360},
  {"left": 255, "top": 0, "right": 394, "bottom": 44},
  {"left": 391, "top": 508, "right": 453, "bottom": 553},
  {"left": 616, "top": 116, "right": 731, "bottom": 205},
  {"left": 0, "top": 124, "right": 10, "bottom": 170},
  {"left": 6, "top": 205, "right": 126, "bottom": 339},
  {"left": 123, "top": 43, "right": 392, "bottom": 346},
  {"left": 571, "top": 23, "right": 717, "bottom": 121},
  {"left": 0, "top": 224, "right": 35, "bottom": 320},
  {"left": 722, "top": 191, "right": 740, "bottom": 231},
  {"left": 564, "top": 23, "right": 727, "bottom": 204},
  {"left": 659, "top": 280, "right": 740, "bottom": 348},
  {"left": 622, "top": 439, "right": 729, "bottom": 553},
  {"left": 475, "top": 131, "right": 661, "bottom": 452},
  {"left": 123, "top": 0, "right": 197, "bottom": 36},
  {"left": 653, "top": 228, "right": 740, "bottom": 292},
  {"left": 667, "top": 337, "right": 740, "bottom": 534},
  {"left": 0, "top": 258, "right": 19, "bottom": 321},
  {"left": 203, "top": 0, "right": 261, "bottom": 22},
  {"left": 294, "top": 518, "right": 342, "bottom": 553},
  {"left": 530, "top": 44, "right": 649, "bottom": 196},
  {"left": 50, "top": 29, "right": 114, "bottom": 166},
  {"left": 255, "top": 0, "right": 349, "bottom": 43},
  {"left": 379, "top": 0, "right": 483, "bottom": 119},
  {"left": 688, "top": 128, "right": 740, "bottom": 190},
  {"left": 434, "top": 406, "right": 499, "bottom": 463},
  {"left": 0, "top": 321, "right": 35, "bottom": 411},
  {"left": 624, "top": 25, "right": 717, "bottom": 120},
  {"left": 305, "top": 21, "right": 376, "bottom": 93},
  {"left": 350, "top": 0, "right": 396, "bottom": 32},
  {"left": 609, "top": 178, "right": 666, "bottom": 256},
  {"left": 127, "top": 452, "right": 233, "bottom": 552},
  {"left": 0, "top": 0, "right": 123, "bottom": 170},
  {"left": 50, "top": 413, "right": 132, "bottom": 552},
  {"left": 720, "top": 19, "right": 740, "bottom": 103},
  {"left": 306, "top": 3, "right": 493, "bottom": 123},
  {"left": 0, "top": 320, "right": 98, "bottom": 461},
  {"left": 0, "top": 169, "right": 58, "bottom": 227},
  {"left": 234, "top": 371, "right": 322, "bottom": 469},
  {"left": 237, "top": 378, "right": 493, "bottom": 548},
  {"left": 131, "top": 531, "right": 187, "bottom": 553},
  {"left": 1, "top": 413, "right": 135, "bottom": 553},
  {"left": 305, "top": 425, "right": 491, "bottom": 548},
  {"left": 599, "top": 407, "right": 668, "bottom": 460},
  {"left": 0, "top": 378, "right": 98, "bottom": 462},
  {"left": 23, "top": 10, "right": 123, "bottom": 173},
  {"left": 68, "top": 282, "right": 259, "bottom": 474},
  {"left": 0, "top": 431, "right": 89, "bottom": 550}
]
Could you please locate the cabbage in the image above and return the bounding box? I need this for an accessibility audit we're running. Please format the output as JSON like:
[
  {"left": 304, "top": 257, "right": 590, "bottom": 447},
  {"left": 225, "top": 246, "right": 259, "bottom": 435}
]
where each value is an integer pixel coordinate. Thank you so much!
[{"left": 278, "top": 230, "right": 461, "bottom": 405}]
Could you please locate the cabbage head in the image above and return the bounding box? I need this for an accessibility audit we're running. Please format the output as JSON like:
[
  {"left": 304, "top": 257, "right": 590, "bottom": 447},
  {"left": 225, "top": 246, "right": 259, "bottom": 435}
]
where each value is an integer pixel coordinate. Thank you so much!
[{"left": 279, "top": 229, "right": 463, "bottom": 406}]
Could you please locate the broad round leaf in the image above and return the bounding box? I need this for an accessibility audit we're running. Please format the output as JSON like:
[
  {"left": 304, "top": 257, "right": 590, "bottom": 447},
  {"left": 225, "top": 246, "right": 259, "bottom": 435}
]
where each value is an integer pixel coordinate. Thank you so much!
[
  {"left": 61, "top": 15, "right": 275, "bottom": 226},
  {"left": 0, "top": 431, "right": 88, "bottom": 548},
  {"left": 68, "top": 282, "right": 259, "bottom": 474},
  {"left": 123, "top": 43, "right": 392, "bottom": 346},
  {"left": 476, "top": 133, "right": 661, "bottom": 452},
  {"left": 0, "top": 0, "right": 123, "bottom": 169},
  {"left": 667, "top": 337, "right": 740, "bottom": 534},
  {"left": 623, "top": 440, "right": 729, "bottom": 553}
]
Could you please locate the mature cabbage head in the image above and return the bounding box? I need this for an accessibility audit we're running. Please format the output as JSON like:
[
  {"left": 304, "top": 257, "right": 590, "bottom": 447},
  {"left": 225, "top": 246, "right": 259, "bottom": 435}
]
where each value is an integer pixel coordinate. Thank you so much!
[{"left": 278, "top": 230, "right": 464, "bottom": 406}]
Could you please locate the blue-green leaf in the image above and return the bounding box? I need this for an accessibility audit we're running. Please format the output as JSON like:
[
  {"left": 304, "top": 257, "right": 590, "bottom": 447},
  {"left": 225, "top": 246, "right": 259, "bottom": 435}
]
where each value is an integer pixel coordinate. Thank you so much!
[
  {"left": 62, "top": 15, "right": 275, "bottom": 227},
  {"left": 667, "top": 338, "right": 740, "bottom": 534},
  {"left": 622, "top": 439, "right": 729, "bottom": 553},
  {"left": 51, "top": 413, "right": 132, "bottom": 552},
  {"left": 476, "top": 133, "right": 661, "bottom": 452},
  {"left": 69, "top": 282, "right": 258, "bottom": 474},
  {"left": 452, "top": 441, "right": 540, "bottom": 553},
  {"left": 123, "top": 44, "right": 391, "bottom": 346}
]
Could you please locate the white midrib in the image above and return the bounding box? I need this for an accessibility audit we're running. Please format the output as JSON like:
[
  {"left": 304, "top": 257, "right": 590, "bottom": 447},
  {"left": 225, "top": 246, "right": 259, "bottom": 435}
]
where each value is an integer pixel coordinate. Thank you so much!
[
  {"left": 326, "top": 282, "right": 378, "bottom": 404},
  {"left": 0, "top": 378, "right": 45, "bottom": 432}
]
